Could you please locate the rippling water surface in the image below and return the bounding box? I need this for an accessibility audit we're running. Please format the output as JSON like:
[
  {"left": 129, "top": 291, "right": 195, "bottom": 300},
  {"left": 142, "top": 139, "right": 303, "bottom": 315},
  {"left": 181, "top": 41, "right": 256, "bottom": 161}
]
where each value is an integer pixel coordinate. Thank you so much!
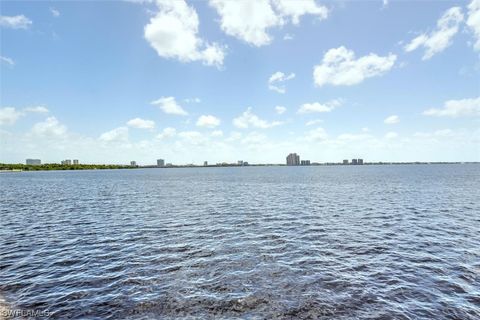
[{"left": 1, "top": 165, "right": 479, "bottom": 319}]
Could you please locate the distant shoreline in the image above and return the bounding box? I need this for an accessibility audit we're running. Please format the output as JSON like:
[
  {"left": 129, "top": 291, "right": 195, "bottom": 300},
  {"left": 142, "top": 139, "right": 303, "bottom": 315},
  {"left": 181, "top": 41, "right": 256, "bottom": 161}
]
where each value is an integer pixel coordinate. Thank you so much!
[{"left": 0, "top": 162, "right": 478, "bottom": 172}]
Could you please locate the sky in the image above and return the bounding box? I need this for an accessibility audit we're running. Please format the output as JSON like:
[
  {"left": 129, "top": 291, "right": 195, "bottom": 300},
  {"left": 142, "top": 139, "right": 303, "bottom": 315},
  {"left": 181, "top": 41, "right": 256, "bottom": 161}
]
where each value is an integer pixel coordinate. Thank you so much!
[{"left": 0, "top": 0, "right": 479, "bottom": 165}]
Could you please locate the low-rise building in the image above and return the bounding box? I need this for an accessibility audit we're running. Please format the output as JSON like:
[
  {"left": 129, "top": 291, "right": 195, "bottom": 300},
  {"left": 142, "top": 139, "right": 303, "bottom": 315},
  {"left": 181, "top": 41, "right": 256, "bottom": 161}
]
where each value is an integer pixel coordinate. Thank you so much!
[
  {"left": 157, "top": 159, "right": 165, "bottom": 167},
  {"left": 204, "top": 161, "right": 208, "bottom": 166},
  {"left": 343, "top": 159, "right": 349, "bottom": 165},
  {"left": 26, "top": 159, "right": 41, "bottom": 165},
  {"left": 301, "top": 160, "right": 311, "bottom": 165}
]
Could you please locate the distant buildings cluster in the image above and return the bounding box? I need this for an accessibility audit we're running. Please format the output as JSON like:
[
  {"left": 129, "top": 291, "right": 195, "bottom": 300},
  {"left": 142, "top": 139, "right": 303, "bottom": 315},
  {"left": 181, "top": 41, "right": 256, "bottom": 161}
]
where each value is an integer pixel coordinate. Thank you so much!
[
  {"left": 61, "top": 159, "right": 79, "bottom": 165},
  {"left": 286, "top": 153, "right": 311, "bottom": 166},
  {"left": 25, "top": 159, "right": 79, "bottom": 165},
  {"left": 287, "top": 154, "right": 364, "bottom": 166},
  {"left": 344, "top": 159, "right": 364, "bottom": 165}
]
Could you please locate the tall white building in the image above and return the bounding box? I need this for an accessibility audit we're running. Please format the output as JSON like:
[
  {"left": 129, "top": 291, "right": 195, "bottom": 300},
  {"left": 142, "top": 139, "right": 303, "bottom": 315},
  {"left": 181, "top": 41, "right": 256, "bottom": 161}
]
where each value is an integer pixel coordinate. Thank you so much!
[{"left": 286, "top": 153, "right": 300, "bottom": 166}]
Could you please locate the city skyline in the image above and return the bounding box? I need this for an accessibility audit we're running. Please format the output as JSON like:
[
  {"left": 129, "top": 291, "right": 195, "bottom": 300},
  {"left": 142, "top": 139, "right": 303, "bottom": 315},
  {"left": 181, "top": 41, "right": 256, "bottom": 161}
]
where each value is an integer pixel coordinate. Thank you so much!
[{"left": 1, "top": 0, "right": 479, "bottom": 164}]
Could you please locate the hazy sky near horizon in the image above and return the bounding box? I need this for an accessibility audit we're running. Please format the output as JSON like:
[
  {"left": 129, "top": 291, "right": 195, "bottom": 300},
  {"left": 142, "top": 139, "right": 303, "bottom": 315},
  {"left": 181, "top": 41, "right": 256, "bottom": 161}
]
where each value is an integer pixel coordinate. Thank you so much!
[{"left": 1, "top": 0, "right": 479, "bottom": 164}]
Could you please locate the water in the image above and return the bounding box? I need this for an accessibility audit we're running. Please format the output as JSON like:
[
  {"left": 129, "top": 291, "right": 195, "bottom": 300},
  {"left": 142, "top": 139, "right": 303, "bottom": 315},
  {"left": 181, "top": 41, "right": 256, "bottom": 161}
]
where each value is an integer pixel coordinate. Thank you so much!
[{"left": 0, "top": 165, "right": 479, "bottom": 319}]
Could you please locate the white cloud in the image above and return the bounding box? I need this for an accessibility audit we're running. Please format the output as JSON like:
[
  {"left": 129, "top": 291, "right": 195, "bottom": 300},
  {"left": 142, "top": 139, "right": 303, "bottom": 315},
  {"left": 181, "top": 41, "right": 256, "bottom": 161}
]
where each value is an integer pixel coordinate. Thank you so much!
[
  {"left": 31, "top": 117, "right": 67, "bottom": 137},
  {"left": 25, "top": 106, "right": 49, "bottom": 113},
  {"left": 184, "top": 97, "right": 201, "bottom": 103},
  {"left": 178, "top": 130, "right": 205, "bottom": 145},
  {"left": 99, "top": 126, "right": 129, "bottom": 142},
  {"left": 0, "top": 107, "right": 23, "bottom": 126},
  {"left": 423, "top": 97, "right": 480, "bottom": 117},
  {"left": 50, "top": 7, "right": 60, "bottom": 17},
  {"left": 151, "top": 96, "right": 188, "bottom": 115},
  {"left": 196, "top": 115, "right": 221, "bottom": 128},
  {"left": 273, "top": 0, "right": 328, "bottom": 25},
  {"left": 233, "top": 107, "right": 283, "bottom": 129},
  {"left": 298, "top": 99, "right": 342, "bottom": 114},
  {"left": 305, "top": 127, "right": 328, "bottom": 141},
  {"left": 0, "top": 15, "right": 32, "bottom": 29},
  {"left": 382, "top": 0, "right": 389, "bottom": 8},
  {"left": 209, "top": 0, "right": 328, "bottom": 46},
  {"left": 127, "top": 117, "right": 155, "bottom": 129},
  {"left": 467, "top": 0, "right": 480, "bottom": 51},
  {"left": 306, "top": 119, "right": 323, "bottom": 126},
  {"left": 404, "top": 7, "right": 463, "bottom": 60},
  {"left": 0, "top": 56, "right": 14, "bottom": 66},
  {"left": 384, "top": 115, "right": 399, "bottom": 124},
  {"left": 211, "top": 130, "right": 223, "bottom": 137},
  {"left": 268, "top": 71, "right": 295, "bottom": 93},
  {"left": 144, "top": 0, "right": 225, "bottom": 66},
  {"left": 385, "top": 131, "right": 398, "bottom": 139},
  {"left": 157, "top": 127, "right": 177, "bottom": 139},
  {"left": 313, "top": 46, "right": 396, "bottom": 87},
  {"left": 275, "top": 105, "right": 286, "bottom": 114},
  {"left": 283, "top": 33, "right": 294, "bottom": 40},
  {"left": 414, "top": 129, "right": 455, "bottom": 139}
]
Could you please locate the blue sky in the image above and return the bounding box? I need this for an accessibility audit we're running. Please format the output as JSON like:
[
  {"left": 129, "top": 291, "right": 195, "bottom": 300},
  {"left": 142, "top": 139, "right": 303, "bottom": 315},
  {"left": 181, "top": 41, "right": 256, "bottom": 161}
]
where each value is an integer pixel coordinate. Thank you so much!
[{"left": 1, "top": 0, "right": 479, "bottom": 164}]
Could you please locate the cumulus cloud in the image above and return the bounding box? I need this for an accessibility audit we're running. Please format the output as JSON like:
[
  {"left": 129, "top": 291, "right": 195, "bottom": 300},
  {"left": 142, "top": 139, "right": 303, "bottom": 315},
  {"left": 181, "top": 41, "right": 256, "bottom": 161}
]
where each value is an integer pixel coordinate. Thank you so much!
[
  {"left": 305, "top": 127, "right": 328, "bottom": 141},
  {"left": 31, "top": 117, "right": 67, "bottom": 137},
  {"left": 209, "top": 0, "right": 328, "bottom": 46},
  {"left": 0, "top": 107, "right": 23, "bottom": 125},
  {"left": 467, "top": 0, "right": 480, "bottom": 51},
  {"left": 25, "top": 106, "right": 49, "bottom": 113},
  {"left": 156, "top": 127, "right": 177, "bottom": 139},
  {"left": 298, "top": 99, "right": 342, "bottom": 114},
  {"left": 275, "top": 105, "right": 287, "bottom": 114},
  {"left": 384, "top": 115, "right": 399, "bottom": 124},
  {"left": 0, "top": 106, "right": 51, "bottom": 126},
  {"left": 233, "top": 107, "right": 283, "bottom": 129},
  {"left": 196, "top": 115, "right": 221, "bottom": 128},
  {"left": 404, "top": 7, "right": 464, "bottom": 59},
  {"left": 178, "top": 130, "right": 205, "bottom": 145},
  {"left": 144, "top": 0, "right": 225, "bottom": 66},
  {"left": 50, "top": 7, "right": 60, "bottom": 17},
  {"left": 127, "top": 117, "right": 155, "bottom": 129},
  {"left": 306, "top": 119, "right": 323, "bottom": 126},
  {"left": 0, "top": 15, "right": 32, "bottom": 29},
  {"left": 313, "top": 46, "right": 396, "bottom": 87},
  {"left": 268, "top": 71, "right": 295, "bottom": 93},
  {"left": 423, "top": 97, "right": 480, "bottom": 117},
  {"left": 384, "top": 132, "right": 398, "bottom": 139},
  {"left": 211, "top": 130, "right": 223, "bottom": 137},
  {"left": 0, "top": 56, "right": 14, "bottom": 66},
  {"left": 99, "top": 127, "right": 129, "bottom": 142},
  {"left": 151, "top": 96, "right": 188, "bottom": 115}
]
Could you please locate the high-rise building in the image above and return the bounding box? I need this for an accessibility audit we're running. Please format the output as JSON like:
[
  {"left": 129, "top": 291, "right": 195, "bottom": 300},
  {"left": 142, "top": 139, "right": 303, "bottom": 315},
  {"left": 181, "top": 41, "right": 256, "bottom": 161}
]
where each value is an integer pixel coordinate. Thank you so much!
[
  {"left": 26, "top": 159, "right": 41, "bottom": 165},
  {"left": 286, "top": 153, "right": 300, "bottom": 166},
  {"left": 238, "top": 160, "right": 244, "bottom": 166},
  {"left": 61, "top": 159, "right": 72, "bottom": 165},
  {"left": 351, "top": 159, "right": 358, "bottom": 165},
  {"left": 73, "top": 159, "right": 79, "bottom": 165},
  {"left": 301, "top": 160, "right": 311, "bottom": 165},
  {"left": 358, "top": 159, "right": 364, "bottom": 165},
  {"left": 343, "top": 159, "right": 349, "bottom": 165},
  {"left": 204, "top": 161, "right": 208, "bottom": 166},
  {"left": 130, "top": 161, "right": 137, "bottom": 167},
  {"left": 157, "top": 159, "right": 165, "bottom": 167}
]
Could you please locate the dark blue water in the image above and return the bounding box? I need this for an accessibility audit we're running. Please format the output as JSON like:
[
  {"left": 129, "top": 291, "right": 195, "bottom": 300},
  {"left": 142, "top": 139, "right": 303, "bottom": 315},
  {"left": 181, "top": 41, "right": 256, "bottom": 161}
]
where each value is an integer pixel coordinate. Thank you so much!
[{"left": 0, "top": 165, "right": 479, "bottom": 319}]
